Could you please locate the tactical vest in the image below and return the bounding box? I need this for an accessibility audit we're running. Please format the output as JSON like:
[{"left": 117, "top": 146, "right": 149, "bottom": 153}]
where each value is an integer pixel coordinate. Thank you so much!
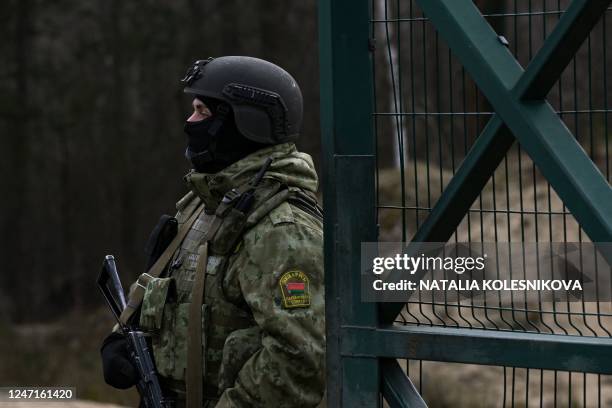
[{"left": 137, "top": 177, "right": 322, "bottom": 404}]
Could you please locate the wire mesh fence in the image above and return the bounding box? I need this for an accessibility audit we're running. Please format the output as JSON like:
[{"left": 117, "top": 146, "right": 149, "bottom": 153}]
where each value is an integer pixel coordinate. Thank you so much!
[
  {"left": 371, "top": 0, "right": 612, "bottom": 406},
  {"left": 405, "top": 360, "right": 612, "bottom": 407}
]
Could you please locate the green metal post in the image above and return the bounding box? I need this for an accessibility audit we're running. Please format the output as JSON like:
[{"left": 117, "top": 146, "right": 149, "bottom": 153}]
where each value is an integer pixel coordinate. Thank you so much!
[{"left": 319, "top": 0, "right": 380, "bottom": 406}]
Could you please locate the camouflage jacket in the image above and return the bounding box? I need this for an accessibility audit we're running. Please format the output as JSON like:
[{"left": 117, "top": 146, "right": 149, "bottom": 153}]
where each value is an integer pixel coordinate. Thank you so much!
[{"left": 138, "top": 142, "right": 324, "bottom": 408}]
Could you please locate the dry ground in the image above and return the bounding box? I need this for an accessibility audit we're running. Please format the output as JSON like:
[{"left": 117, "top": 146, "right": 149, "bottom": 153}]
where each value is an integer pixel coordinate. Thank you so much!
[{"left": 0, "top": 309, "right": 138, "bottom": 407}]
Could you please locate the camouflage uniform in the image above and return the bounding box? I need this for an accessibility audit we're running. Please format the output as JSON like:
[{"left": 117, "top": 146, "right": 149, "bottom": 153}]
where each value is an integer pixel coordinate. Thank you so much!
[{"left": 137, "top": 142, "right": 324, "bottom": 407}]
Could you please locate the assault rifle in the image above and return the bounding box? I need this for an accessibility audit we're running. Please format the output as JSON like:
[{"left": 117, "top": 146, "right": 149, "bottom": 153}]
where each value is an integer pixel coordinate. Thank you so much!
[{"left": 97, "top": 255, "right": 169, "bottom": 408}]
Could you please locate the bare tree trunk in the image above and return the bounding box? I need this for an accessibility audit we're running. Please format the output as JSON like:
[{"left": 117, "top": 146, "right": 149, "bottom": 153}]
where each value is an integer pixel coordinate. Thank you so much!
[
  {"left": 375, "top": 0, "right": 402, "bottom": 168},
  {"left": 4, "top": 0, "right": 33, "bottom": 322},
  {"left": 107, "top": 0, "right": 137, "bottom": 274}
]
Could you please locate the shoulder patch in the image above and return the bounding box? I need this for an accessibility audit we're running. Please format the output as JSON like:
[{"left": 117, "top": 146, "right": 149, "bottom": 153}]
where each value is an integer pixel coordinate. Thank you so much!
[
  {"left": 268, "top": 201, "right": 295, "bottom": 226},
  {"left": 279, "top": 270, "right": 311, "bottom": 308}
]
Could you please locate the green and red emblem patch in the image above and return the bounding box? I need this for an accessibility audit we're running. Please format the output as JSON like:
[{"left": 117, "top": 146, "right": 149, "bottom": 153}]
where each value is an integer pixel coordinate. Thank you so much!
[{"left": 279, "top": 270, "right": 310, "bottom": 308}]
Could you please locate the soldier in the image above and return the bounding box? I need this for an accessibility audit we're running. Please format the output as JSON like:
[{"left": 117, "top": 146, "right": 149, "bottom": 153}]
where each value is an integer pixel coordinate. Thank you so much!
[{"left": 100, "top": 56, "right": 325, "bottom": 408}]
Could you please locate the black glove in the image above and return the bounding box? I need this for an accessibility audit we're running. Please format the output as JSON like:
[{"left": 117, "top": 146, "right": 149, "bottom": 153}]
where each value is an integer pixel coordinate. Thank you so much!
[{"left": 101, "top": 332, "right": 139, "bottom": 389}]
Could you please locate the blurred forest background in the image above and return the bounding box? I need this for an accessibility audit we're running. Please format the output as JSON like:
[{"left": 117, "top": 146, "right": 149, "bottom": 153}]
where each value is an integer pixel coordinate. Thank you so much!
[
  {"left": 0, "top": 0, "right": 319, "bottom": 324},
  {"left": 0, "top": 0, "right": 318, "bottom": 405},
  {"left": 0, "top": 0, "right": 610, "bottom": 406}
]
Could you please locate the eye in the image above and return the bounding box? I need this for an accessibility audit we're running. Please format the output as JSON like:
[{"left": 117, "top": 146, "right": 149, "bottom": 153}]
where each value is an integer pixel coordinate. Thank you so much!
[
  {"left": 192, "top": 99, "right": 204, "bottom": 109},
  {"left": 192, "top": 98, "right": 212, "bottom": 117}
]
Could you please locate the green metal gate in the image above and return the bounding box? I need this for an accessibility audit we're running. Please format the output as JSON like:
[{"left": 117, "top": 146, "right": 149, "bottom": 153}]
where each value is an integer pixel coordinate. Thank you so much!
[{"left": 319, "top": 0, "right": 612, "bottom": 406}]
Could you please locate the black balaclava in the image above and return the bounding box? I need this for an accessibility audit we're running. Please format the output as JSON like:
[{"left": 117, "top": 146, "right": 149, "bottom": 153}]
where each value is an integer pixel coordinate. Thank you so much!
[{"left": 184, "top": 97, "right": 268, "bottom": 173}]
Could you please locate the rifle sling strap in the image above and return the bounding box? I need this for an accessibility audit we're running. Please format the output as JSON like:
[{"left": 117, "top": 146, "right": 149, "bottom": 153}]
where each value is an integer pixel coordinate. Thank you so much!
[
  {"left": 186, "top": 242, "right": 208, "bottom": 408},
  {"left": 119, "top": 202, "right": 205, "bottom": 325}
]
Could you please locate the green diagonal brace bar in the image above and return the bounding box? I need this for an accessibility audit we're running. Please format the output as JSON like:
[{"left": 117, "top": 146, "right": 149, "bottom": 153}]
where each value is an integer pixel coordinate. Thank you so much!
[
  {"left": 418, "top": 0, "right": 612, "bottom": 242},
  {"left": 380, "top": 0, "right": 612, "bottom": 324},
  {"left": 416, "top": 0, "right": 612, "bottom": 244},
  {"left": 381, "top": 359, "right": 428, "bottom": 408},
  {"left": 520, "top": 1, "right": 612, "bottom": 99}
]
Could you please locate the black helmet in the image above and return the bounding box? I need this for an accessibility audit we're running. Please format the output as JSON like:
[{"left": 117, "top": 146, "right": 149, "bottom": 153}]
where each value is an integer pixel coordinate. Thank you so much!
[{"left": 181, "top": 56, "right": 303, "bottom": 144}]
